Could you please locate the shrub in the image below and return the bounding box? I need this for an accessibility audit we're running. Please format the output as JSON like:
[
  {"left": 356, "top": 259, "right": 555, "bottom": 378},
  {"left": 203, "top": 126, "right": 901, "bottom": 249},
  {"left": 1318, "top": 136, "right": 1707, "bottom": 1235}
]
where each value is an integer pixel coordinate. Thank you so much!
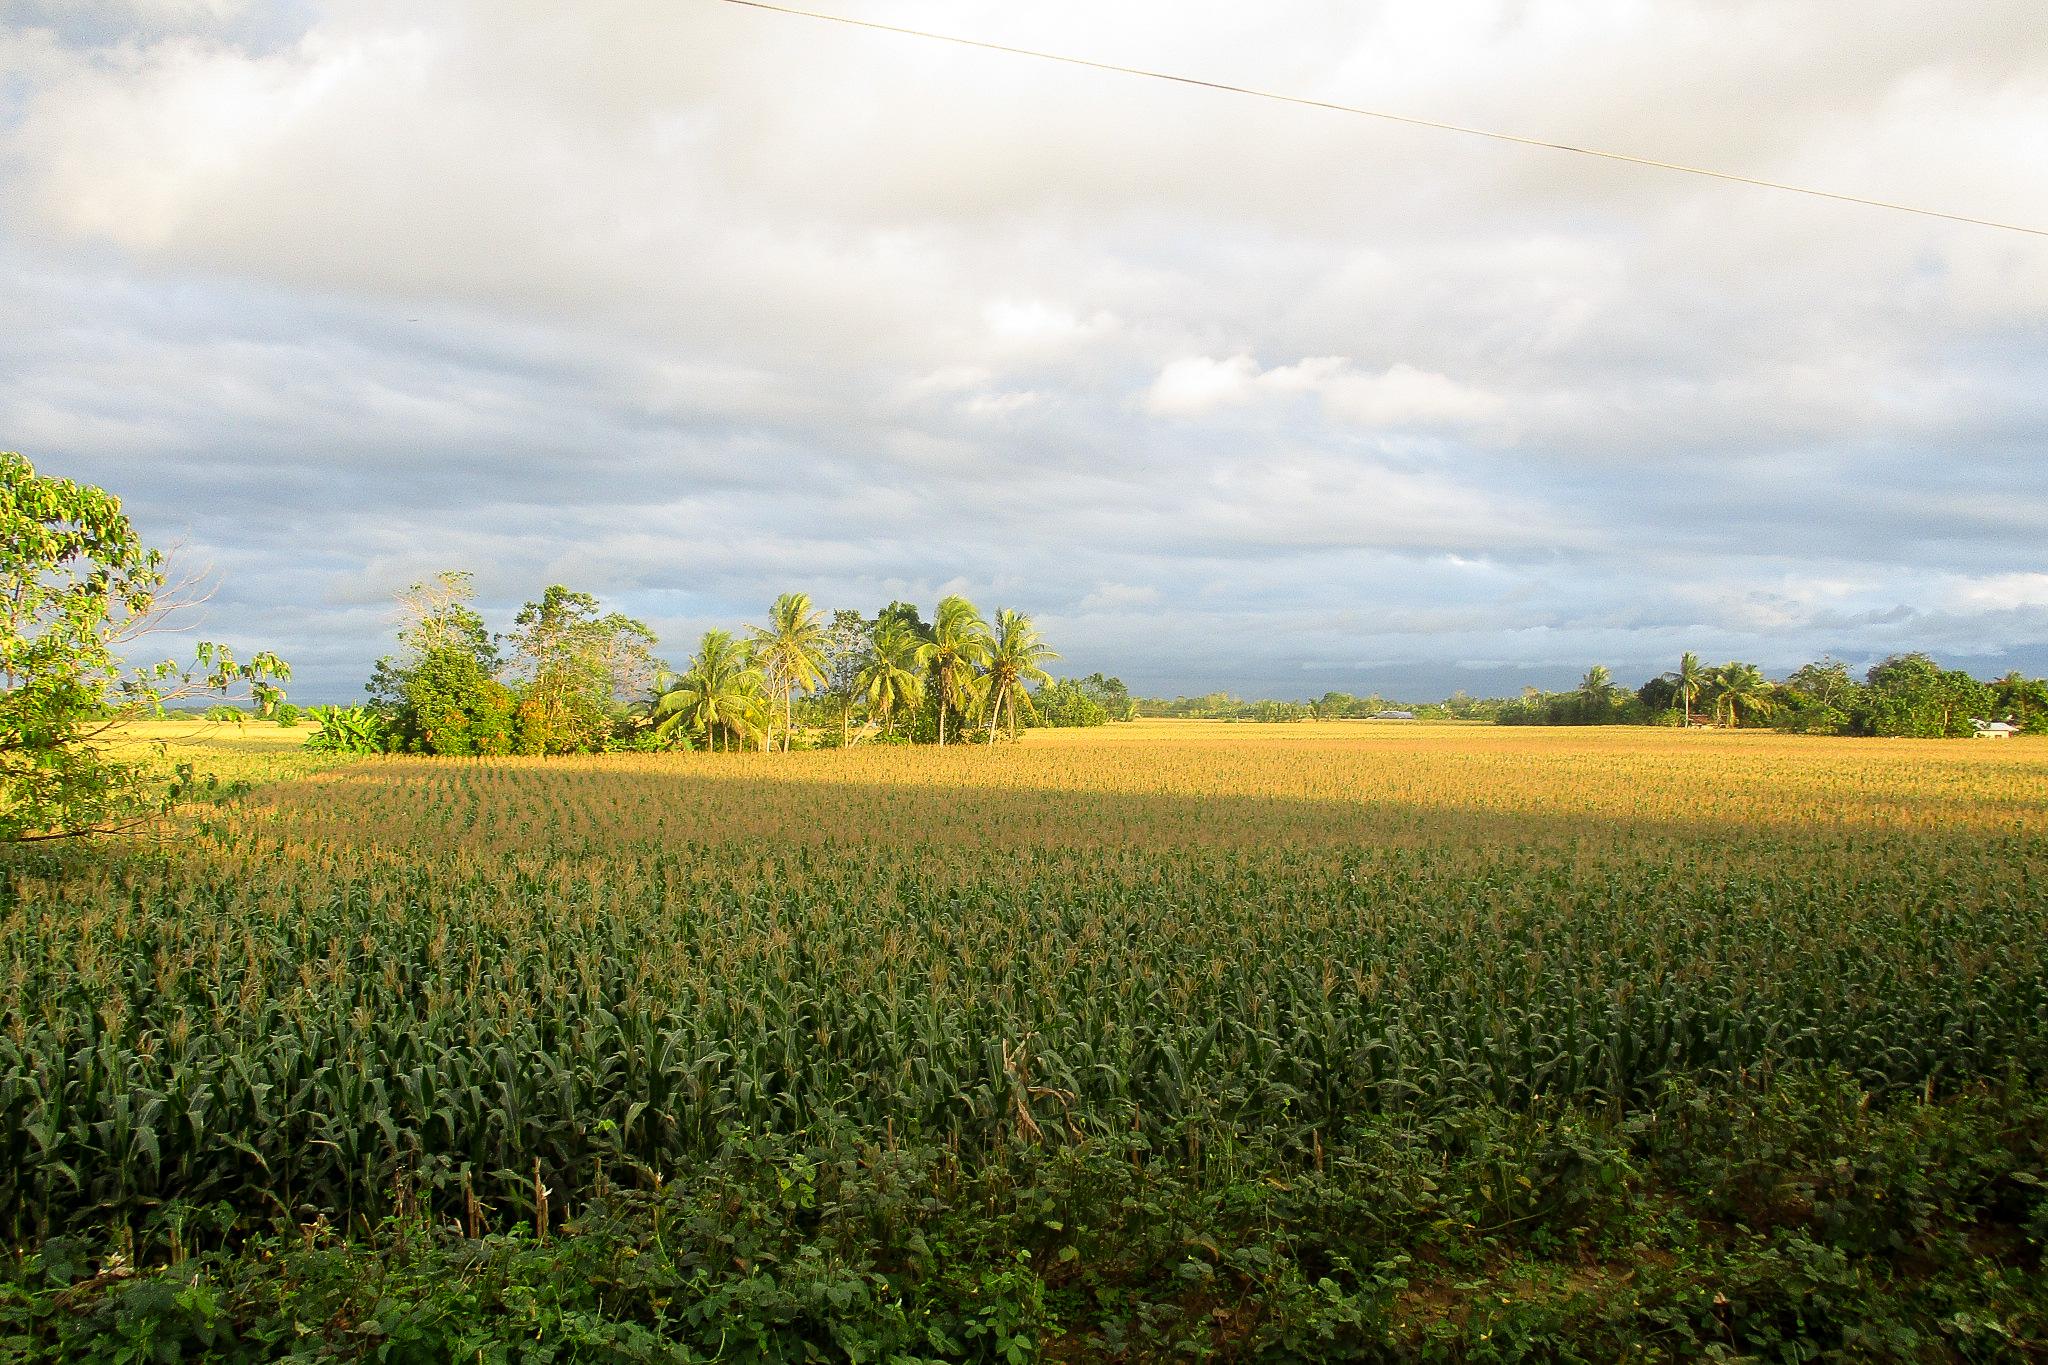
[{"left": 304, "top": 704, "right": 387, "bottom": 754}]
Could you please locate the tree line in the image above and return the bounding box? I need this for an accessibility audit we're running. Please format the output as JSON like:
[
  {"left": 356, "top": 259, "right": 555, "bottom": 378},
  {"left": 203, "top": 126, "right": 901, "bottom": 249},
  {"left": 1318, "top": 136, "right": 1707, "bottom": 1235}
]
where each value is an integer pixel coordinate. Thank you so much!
[
  {"left": 1136, "top": 691, "right": 1491, "bottom": 722},
  {"left": 4, "top": 447, "right": 1139, "bottom": 837},
  {"left": 1500, "top": 653, "right": 2047, "bottom": 736},
  {"left": 316, "top": 573, "right": 1137, "bottom": 756},
  {"left": 1140, "top": 655, "right": 2048, "bottom": 738}
]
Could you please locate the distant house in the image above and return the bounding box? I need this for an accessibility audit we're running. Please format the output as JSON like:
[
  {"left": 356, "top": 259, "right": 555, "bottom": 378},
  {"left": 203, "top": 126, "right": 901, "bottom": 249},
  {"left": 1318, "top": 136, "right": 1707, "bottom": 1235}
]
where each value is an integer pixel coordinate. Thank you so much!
[
  {"left": 1971, "top": 719, "right": 2019, "bottom": 739},
  {"left": 1372, "top": 710, "right": 1416, "bottom": 721}
]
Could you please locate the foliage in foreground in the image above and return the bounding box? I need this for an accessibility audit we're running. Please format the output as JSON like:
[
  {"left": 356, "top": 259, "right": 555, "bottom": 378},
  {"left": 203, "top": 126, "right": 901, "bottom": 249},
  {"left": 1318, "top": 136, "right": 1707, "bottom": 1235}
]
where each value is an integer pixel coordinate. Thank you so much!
[
  {"left": 3, "top": 1076, "right": 2044, "bottom": 1361},
  {"left": 1, "top": 451, "right": 288, "bottom": 842}
]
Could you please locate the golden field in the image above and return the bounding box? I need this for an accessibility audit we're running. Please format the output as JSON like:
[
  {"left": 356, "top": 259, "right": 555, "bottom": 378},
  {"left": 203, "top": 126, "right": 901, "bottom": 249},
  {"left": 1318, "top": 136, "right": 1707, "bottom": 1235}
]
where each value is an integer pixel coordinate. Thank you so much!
[
  {"left": 6, "top": 718, "right": 2045, "bottom": 1246},
  {"left": 240, "top": 716, "right": 2048, "bottom": 866}
]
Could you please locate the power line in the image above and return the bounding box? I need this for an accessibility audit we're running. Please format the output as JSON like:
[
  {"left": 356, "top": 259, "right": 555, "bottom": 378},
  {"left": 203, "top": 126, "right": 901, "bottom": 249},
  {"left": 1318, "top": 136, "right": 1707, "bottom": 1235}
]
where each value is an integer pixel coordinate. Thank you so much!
[{"left": 712, "top": 0, "right": 2047, "bottom": 239}]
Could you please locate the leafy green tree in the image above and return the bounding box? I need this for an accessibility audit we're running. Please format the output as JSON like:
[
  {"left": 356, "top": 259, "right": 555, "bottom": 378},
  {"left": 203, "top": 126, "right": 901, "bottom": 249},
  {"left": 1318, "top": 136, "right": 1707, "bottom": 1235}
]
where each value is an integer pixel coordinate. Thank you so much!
[
  {"left": 820, "top": 608, "right": 873, "bottom": 747},
  {"left": 507, "top": 585, "right": 657, "bottom": 754},
  {"left": 874, "top": 601, "right": 927, "bottom": 640},
  {"left": 1136, "top": 691, "right": 1249, "bottom": 720},
  {"left": 1305, "top": 689, "right": 1390, "bottom": 720},
  {"left": 1635, "top": 675, "right": 1679, "bottom": 717},
  {"left": 1031, "top": 679, "right": 1107, "bottom": 728},
  {"left": 914, "top": 595, "right": 992, "bottom": 747},
  {"left": 2, "top": 451, "right": 288, "bottom": 842},
  {"left": 1786, "top": 658, "right": 1858, "bottom": 711},
  {"left": 1772, "top": 659, "right": 1860, "bottom": 735},
  {"left": 394, "top": 646, "right": 517, "bottom": 755},
  {"left": 1079, "top": 672, "right": 1136, "bottom": 722},
  {"left": 368, "top": 573, "right": 515, "bottom": 755},
  {"left": 368, "top": 572, "right": 498, "bottom": 706},
  {"left": 1775, "top": 698, "right": 1850, "bottom": 735},
  {"left": 1438, "top": 689, "right": 1485, "bottom": 720},
  {"left": 652, "top": 630, "right": 768, "bottom": 752},
  {"left": 856, "top": 622, "right": 924, "bottom": 740},
  {"left": 1854, "top": 654, "right": 1989, "bottom": 738},
  {"left": 747, "top": 593, "right": 830, "bottom": 752},
  {"left": 1991, "top": 670, "right": 2048, "bottom": 734},
  {"left": 981, "top": 609, "right": 1059, "bottom": 741},
  {"left": 404, "top": 571, "right": 497, "bottom": 667}
]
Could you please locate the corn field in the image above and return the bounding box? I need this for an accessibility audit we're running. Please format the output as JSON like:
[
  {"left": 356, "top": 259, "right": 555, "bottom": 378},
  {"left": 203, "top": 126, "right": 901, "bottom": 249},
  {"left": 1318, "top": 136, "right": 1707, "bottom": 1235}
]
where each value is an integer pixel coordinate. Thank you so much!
[{"left": 4, "top": 722, "right": 2045, "bottom": 1248}]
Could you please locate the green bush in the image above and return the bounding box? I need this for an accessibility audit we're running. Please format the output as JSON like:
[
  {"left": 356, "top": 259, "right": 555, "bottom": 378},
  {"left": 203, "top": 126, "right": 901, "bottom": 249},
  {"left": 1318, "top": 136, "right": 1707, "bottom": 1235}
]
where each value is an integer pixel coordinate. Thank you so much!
[
  {"left": 4, "top": 1082, "right": 2042, "bottom": 1361},
  {"left": 1775, "top": 700, "right": 1850, "bottom": 735},
  {"left": 303, "top": 705, "right": 387, "bottom": 754}
]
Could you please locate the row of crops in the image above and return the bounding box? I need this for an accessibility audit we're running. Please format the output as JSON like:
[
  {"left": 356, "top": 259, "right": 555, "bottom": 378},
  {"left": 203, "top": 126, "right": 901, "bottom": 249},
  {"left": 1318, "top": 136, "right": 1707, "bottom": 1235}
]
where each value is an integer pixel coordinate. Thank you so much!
[{"left": 4, "top": 728, "right": 2046, "bottom": 1249}]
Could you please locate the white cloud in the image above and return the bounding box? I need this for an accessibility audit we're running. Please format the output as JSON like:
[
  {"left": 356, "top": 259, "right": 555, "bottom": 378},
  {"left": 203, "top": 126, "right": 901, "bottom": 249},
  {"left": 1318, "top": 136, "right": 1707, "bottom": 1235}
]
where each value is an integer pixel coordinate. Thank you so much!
[
  {"left": 980, "top": 298, "right": 1118, "bottom": 355},
  {"left": 899, "top": 364, "right": 992, "bottom": 399},
  {"left": 1080, "top": 582, "right": 1161, "bottom": 611},
  {"left": 1947, "top": 573, "right": 2048, "bottom": 612},
  {"left": 1142, "top": 354, "right": 1260, "bottom": 415},
  {"left": 1144, "top": 355, "right": 1499, "bottom": 428},
  {"left": 959, "top": 389, "right": 1044, "bottom": 418},
  {"left": 1262, "top": 359, "right": 1502, "bottom": 427},
  {"left": 1, "top": 1, "right": 2045, "bottom": 697}
]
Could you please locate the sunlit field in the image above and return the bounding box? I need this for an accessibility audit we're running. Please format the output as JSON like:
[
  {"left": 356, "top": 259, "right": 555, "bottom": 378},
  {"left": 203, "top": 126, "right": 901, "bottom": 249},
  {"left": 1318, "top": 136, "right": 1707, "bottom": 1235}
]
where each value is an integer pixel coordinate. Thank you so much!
[
  {"left": 109, "top": 719, "right": 317, "bottom": 753},
  {"left": 253, "top": 717, "right": 2048, "bottom": 850},
  {"left": 7, "top": 721, "right": 2047, "bottom": 1357}
]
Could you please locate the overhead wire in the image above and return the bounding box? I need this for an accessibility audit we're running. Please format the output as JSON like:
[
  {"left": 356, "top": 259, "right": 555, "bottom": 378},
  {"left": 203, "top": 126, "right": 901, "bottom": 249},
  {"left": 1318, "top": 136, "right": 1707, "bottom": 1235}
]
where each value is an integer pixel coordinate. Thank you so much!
[{"left": 711, "top": 0, "right": 2048, "bottom": 239}]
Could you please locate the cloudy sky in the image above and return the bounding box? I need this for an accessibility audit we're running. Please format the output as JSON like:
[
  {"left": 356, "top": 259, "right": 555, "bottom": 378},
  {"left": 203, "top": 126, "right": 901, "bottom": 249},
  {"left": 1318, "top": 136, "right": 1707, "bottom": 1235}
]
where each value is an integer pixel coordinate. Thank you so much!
[{"left": 4, "top": 0, "right": 2045, "bottom": 701}]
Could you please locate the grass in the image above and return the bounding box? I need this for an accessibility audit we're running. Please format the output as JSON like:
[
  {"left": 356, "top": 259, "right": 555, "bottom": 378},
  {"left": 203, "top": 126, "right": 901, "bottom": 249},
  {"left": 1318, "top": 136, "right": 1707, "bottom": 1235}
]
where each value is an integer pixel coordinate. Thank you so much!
[
  {"left": 110, "top": 719, "right": 316, "bottom": 752},
  {"left": 3, "top": 721, "right": 2044, "bottom": 1360}
]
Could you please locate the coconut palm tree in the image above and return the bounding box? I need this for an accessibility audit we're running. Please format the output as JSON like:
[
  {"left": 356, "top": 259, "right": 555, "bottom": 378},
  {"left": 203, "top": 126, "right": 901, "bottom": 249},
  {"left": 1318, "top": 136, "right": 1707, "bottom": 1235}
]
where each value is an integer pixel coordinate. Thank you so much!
[
  {"left": 1666, "top": 651, "right": 1707, "bottom": 727},
  {"left": 746, "top": 592, "right": 829, "bottom": 752},
  {"left": 651, "top": 629, "right": 767, "bottom": 752},
  {"left": 982, "top": 608, "right": 1059, "bottom": 741},
  {"left": 914, "top": 594, "right": 992, "bottom": 747},
  {"left": 856, "top": 621, "right": 925, "bottom": 739},
  {"left": 1576, "top": 665, "right": 1618, "bottom": 722},
  {"left": 647, "top": 669, "right": 698, "bottom": 747},
  {"left": 1708, "top": 661, "right": 1775, "bottom": 729}
]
